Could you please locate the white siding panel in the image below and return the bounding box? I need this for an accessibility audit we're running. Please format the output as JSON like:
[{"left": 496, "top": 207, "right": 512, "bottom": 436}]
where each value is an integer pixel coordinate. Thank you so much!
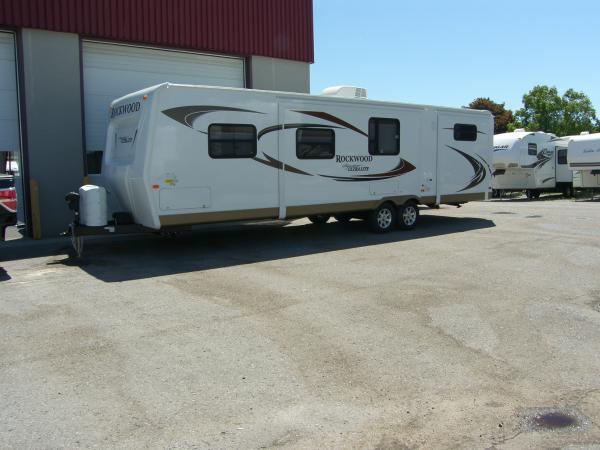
[
  {"left": 0, "top": 32, "right": 19, "bottom": 154},
  {"left": 82, "top": 41, "right": 245, "bottom": 152}
]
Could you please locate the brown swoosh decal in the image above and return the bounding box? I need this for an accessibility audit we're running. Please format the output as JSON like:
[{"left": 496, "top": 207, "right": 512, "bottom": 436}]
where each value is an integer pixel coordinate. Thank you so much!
[
  {"left": 258, "top": 123, "right": 342, "bottom": 140},
  {"left": 353, "top": 159, "right": 416, "bottom": 178},
  {"left": 162, "top": 106, "right": 265, "bottom": 129},
  {"left": 253, "top": 153, "right": 282, "bottom": 170},
  {"left": 284, "top": 164, "right": 312, "bottom": 176},
  {"left": 257, "top": 125, "right": 283, "bottom": 140},
  {"left": 292, "top": 111, "right": 368, "bottom": 137},
  {"left": 255, "top": 153, "right": 312, "bottom": 176}
]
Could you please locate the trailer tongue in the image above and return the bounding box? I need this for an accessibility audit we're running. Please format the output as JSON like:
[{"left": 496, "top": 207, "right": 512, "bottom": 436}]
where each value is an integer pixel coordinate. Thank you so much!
[{"left": 63, "top": 187, "right": 153, "bottom": 257}]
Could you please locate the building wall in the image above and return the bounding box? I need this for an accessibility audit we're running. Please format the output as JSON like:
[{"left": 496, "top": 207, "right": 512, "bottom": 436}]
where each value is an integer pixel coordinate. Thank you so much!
[
  {"left": 20, "top": 29, "right": 84, "bottom": 237},
  {"left": 0, "top": 0, "right": 314, "bottom": 63},
  {"left": 250, "top": 56, "right": 310, "bottom": 93}
]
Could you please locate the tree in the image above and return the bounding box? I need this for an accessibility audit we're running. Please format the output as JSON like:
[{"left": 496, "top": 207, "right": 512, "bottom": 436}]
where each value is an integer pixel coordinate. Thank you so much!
[
  {"left": 512, "top": 85, "right": 598, "bottom": 136},
  {"left": 513, "top": 85, "right": 563, "bottom": 133},
  {"left": 560, "top": 88, "right": 598, "bottom": 136},
  {"left": 467, "top": 98, "right": 514, "bottom": 133}
]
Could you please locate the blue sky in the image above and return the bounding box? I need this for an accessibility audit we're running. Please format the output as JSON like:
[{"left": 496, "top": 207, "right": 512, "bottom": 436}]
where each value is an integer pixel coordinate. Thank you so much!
[{"left": 311, "top": 0, "right": 600, "bottom": 113}]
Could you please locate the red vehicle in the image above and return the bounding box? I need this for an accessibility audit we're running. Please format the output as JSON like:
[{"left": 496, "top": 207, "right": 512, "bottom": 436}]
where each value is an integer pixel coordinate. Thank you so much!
[{"left": 0, "top": 174, "right": 17, "bottom": 240}]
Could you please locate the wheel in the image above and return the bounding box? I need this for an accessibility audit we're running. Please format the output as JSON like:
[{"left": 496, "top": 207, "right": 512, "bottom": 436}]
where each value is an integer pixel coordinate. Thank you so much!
[
  {"left": 398, "top": 202, "right": 419, "bottom": 230},
  {"left": 368, "top": 203, "right": 396, "bottom": 233},
  {"left": 534, "top": 191, "right": 541, "bottom": 199},
  {"left": 563, "top": 186, "right": 574, "bottom": 198},
  {"left": 308, "top": 214, "right": 330, "bottom": 225},
  {"left": 334, "top": 214, "right": 352, "bottom": 223},
  {"left": 526, "top": 190, "right": 535, "bottom": 199}
]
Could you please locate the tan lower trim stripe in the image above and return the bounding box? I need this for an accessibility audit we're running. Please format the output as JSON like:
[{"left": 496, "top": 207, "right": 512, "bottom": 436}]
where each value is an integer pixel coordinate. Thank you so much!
[
  {"left": 159, "top": 208, "right": 280, "bottom": 227},
  {"left": 159, "top": 193, "right": 486, "bottom": 227},
  {"left": 440, "top": 193, "right": 486, "bottom": 203}
]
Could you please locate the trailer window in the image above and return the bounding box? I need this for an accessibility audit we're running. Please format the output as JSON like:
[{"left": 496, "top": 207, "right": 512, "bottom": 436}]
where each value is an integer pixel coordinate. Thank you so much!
[
  {"left": 296, "top": 128, "right": 335, "bottom": 159},
  {"left": 369, "top": 118, "right": 400, "bottom": 155},
  {"left": 454, "top": 124, "right": 477, "bottom": 141},
  {"left": 557, "top": 148, "right": 567, "bottom": 164},
  {"left": 208, "top": 124, "right": 257, "bottom": 158},
  {"left": 528, "top": 143, "right": 537, "bottom": 156}
]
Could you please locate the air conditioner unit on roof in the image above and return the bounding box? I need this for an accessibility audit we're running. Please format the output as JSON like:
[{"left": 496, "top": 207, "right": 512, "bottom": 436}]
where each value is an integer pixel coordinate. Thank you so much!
[{"left": 321, "top": 86, "right": 368, "bottom": 99}]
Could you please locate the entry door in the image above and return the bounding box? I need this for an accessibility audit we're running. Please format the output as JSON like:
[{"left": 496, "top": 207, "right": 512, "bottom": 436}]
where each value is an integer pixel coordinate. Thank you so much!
[{"left": 533, "top": 145, "right": 556, "bottom": 188}]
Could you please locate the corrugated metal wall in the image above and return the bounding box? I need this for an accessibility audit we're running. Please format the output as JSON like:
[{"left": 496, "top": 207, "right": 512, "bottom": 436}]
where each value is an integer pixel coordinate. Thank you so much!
[{"left": 0, "top": 0, "right": 314, "bottom": 62}]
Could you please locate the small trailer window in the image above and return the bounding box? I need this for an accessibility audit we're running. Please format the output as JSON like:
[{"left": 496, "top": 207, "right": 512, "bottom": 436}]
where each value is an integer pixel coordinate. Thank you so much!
[
  {"left": 208, "top": 124, "right": 257, "bottom": 158},
  {"left": 369, "top": 118, "right": 400, "bottom": 155},
  {"left": 454, "top": 124, "right": 477, "bottom": 141},
  {"left": 296, "top": 128, "right": 335, "bottom": 159},
  {"left": 557, "top": 148, "right": 567, "bottom": 164},
  {"left": 528, "top": 143, "right": 537, "bottom": 156}
]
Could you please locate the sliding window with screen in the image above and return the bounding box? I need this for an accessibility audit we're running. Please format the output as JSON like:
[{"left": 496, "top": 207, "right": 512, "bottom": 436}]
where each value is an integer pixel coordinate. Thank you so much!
[
  {"left": 208, "top": 124, "right": 257, "bottom": 158},
  {"left": 296, "top": 128, "right": 335, "bottom": 159},
  {"left": 369, "top": 118, "right": 400, "bottom": 155}
]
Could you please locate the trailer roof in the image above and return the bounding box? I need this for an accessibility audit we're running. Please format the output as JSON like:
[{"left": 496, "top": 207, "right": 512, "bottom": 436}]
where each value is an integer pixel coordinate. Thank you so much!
[{"left": 123, "top": 83, "right": 492, "bottom": 117}]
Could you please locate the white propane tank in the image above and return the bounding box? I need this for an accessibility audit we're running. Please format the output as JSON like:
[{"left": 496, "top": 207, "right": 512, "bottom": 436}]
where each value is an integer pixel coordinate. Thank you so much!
[{"left": 79, "top": 185, "right": 107, "bottom": 226}]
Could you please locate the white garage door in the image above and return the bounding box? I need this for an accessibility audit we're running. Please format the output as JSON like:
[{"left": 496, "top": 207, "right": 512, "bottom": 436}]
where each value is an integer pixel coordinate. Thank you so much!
[
  {"left": 0, "top": 31, "right": 20, "bottom": 167},
  {"left": 82, "top": 41, "right": 245, "bottom": 153}
]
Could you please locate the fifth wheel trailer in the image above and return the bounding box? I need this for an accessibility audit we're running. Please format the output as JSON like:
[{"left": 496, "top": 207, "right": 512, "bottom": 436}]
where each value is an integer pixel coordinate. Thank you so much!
[
  {"left": 64, "top": 83, "right": 493, "bottom": 253},
  {"left": 492, "top": 129, "right": 573, "bottom": 198},
  {"left": 567, "top": 132, "right": 600, "bottom": 189}
]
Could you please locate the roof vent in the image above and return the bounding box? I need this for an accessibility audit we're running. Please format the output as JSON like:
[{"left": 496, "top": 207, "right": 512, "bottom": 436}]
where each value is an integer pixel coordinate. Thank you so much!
[
  {"left": 580, "top": 131, "right": 590, "bottom": 135},
  {"left": 322, "top": 86, "right": 368, "bottom": 99},
  {"left": 514, "top": 128, "right": 526, "bottom": 133}
]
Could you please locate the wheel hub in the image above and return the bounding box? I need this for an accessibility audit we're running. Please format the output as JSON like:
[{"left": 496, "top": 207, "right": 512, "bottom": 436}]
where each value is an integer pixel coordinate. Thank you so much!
[
  {"left": 377, "top": 209, "right": 393, "bottom": 228},
  {"left": 403, "top": 206, "right": 417, "bottom": 225}
]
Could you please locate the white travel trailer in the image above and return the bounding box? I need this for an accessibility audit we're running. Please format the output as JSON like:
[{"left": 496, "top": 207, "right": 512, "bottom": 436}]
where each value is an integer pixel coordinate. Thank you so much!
[
  {"left": 567, "top": 132, "right": 600, "bottom": 189},
  {"left": 65, "top": 83, "right": 493, "bottom": 254},
  {"left": 492, "top": 129, "right": 572, "bottom": 198}
]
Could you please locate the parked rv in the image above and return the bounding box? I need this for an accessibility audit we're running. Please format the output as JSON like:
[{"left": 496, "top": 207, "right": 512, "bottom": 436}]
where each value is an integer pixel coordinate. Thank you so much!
[
  {"left": 492, "top": 129, "right": 573, "bottom": 198},
  {"left": 64, "top": 83, "right": 493, "bottom": 255},
  {"left": 567, "top": 132, "right": 600, "bottom": 190}
]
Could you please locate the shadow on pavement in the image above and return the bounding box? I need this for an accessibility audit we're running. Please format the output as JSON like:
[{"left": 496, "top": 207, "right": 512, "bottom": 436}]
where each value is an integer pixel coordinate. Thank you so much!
[
  {"left": 490, "top": 193, "right": 600, "bottom": 203},
  {"left": 0, "top": 266, "right": 10, "bottom": 281},
  {"left": 39, "top": 214, "right": 495, "bottom": 282}
]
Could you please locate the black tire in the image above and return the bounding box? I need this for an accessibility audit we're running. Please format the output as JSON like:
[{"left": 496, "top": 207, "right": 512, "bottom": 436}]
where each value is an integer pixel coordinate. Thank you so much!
[
  {"left": 368, "top": 203, "right": 396, "bottom": 233},
  {"left": 526, "top": 190, "right": 535, "bottom": 200},
  {"left": 398, "top": 202, "right": 419, "bottom": 230},
  {"left": 308, "top": 214, "right": 330, "bottom": 225},
  {"left": 334, "top": 214, "right": 352, "bottom": 223},
  {"left": 563, "top": 185, "right": 574, "bottom": 198}
]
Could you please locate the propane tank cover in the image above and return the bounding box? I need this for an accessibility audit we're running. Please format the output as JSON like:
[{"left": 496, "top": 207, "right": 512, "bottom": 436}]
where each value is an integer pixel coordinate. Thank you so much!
[{"left": 79, "top": 185, "right": 107, "bottom": 226}]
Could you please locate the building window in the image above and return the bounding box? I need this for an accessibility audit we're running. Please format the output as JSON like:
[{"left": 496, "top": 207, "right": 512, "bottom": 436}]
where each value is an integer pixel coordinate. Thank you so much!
[
  {"left": 296, "top": 128, "right": 335, "bottom": 159},
  {"left": 369, "top": 118, "right": 400, "bottom": 155},
  {"left": 208, "top": 124, "right": 257, "bottom": 158},
  {"left": 528, "top": 143, "right": 538, "bottom": 156},
  {"left": 557, "top": 148, "right": 567, "bottom": 165},
  {"left": 454, "top": 124, "right": 477, "bottom": 141}
]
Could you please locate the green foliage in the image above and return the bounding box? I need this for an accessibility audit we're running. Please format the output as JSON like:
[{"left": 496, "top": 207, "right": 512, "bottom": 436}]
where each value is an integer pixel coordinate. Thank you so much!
[
  {"left": 561, "top": 88, "right": 598, "bottom": 135},
  {"left": 511, "top": 85, "right": 598, "bottom": 136},
  {"left": 467, "top": 98, "right": 514, "bottom": 134}
]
